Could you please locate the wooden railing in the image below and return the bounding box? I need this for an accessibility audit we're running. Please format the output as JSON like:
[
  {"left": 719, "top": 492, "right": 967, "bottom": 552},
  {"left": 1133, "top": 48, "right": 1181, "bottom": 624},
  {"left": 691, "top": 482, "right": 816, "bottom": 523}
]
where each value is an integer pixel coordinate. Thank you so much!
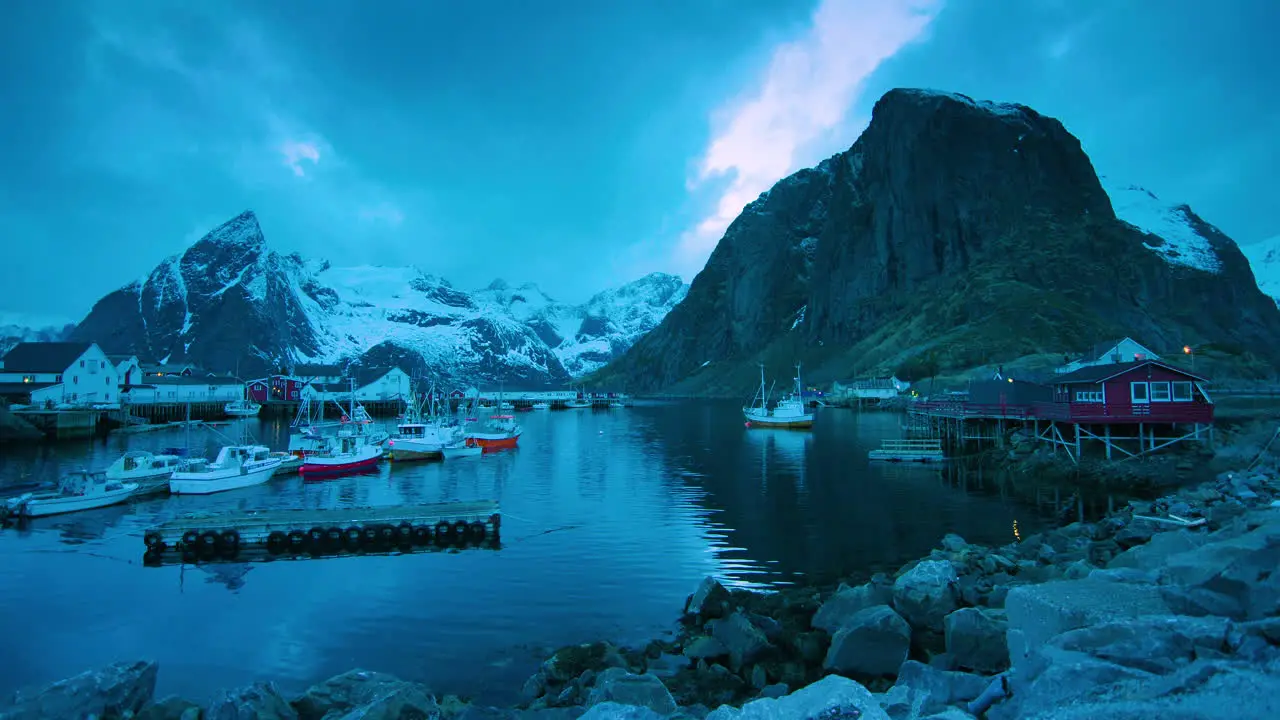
[{"left": 911, "top": 400, "right": 1214, "bottom": 423}]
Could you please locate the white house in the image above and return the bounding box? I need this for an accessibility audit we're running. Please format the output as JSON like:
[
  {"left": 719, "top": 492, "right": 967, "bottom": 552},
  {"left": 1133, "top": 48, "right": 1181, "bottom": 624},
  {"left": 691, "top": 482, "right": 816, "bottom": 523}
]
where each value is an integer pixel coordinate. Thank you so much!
[
  {"left": 108, "top": 354, "right": 143, "bottom": 386},
  {"left": 1055, "top": 337, "right": 1161, "bottom": 375},
  {"left": 303, "top": 367, "right": 411, "bottom": 403},
  {"left": 124, "top": 375, "right": 246, "bottom": 405},
  {"left": 293, "top": 363, "right": 344, "bottom": 385},
  {"left": 0, "top": 342, "right": 119, "bottom": 407}
]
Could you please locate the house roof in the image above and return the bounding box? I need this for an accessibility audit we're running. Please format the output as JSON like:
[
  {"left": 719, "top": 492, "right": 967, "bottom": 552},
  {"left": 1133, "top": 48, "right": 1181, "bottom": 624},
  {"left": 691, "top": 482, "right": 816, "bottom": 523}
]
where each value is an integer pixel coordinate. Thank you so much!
[
  {"left": 149, "top": 375, "right": 244, "bottom": 386},
  {"left": 106, "top": 354, "right": 139, "bottom": 364},
  {"left": 1053, "top": 359, "right": 1206, "bottom": 385},
  {"left": 294, "top": 363, "right": 342, "bottom": 376},
  {"left": 1, "top": 342, "right": 93, "bottom": 372},
  {"left": 0, "top": 381, "right": 60, "bottom": 395}
]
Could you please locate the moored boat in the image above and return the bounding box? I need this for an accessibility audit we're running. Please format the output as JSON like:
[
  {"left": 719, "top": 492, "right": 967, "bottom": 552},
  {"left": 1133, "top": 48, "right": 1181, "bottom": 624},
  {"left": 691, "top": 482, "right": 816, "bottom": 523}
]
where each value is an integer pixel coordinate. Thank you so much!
[
  {"left": 467, "top": 414, "right": 522, "bottom": 450},
  {"left": 22, "top": 470, "right": 139, "bottom": 517},
  {"left": 531, "top": 402, "right": 550, "bottom": 410},
  {"left": 441, "top": 439, "right": 483, "bottom": 459},
  {"left": 224, "top": 400, "right": 262, "bottom": 417},
  {"left": 744, "top": 363, "right": 815, "bottom": 429},
  {"left": 104, "top": 450, "right": 189, "bottom": 495},
  {"left": 299, "top": 432, "right": 383, "bottom": 475},
  {"left": 170, "top": 445, "right": 283, "bottom": 495}
]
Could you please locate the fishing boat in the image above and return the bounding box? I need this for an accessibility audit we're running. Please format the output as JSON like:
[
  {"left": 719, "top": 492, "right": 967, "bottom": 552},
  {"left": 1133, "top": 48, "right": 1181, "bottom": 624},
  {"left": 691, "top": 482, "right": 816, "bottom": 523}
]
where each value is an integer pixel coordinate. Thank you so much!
[
  {"left": 442, "top": 438, "right": 483, "bottom": 459},
  {"left": 386, "top": 382, "right": 460, "bottom": 461},
  {"left": 103, "top": 450, "right": 189, "bottom": 495},
  {"left": 169, "top": 445, "right": 283, "bottom": 495},
  {"left": 744, "top": 363, "right": 815, "bottom": 429},
  {"left": 224, "top": 400, "right": 261, "bottom": 417},
  {"left": 300, "top": 431, "right": 383, "bottom": 474},
  {"left": 564, "top": 395, "right": 591, "bottom": 409},
  {"left": 467, "top": 414, "right": 522, "bottom": 450},
  {"left": 531, "top": 402, "right": 550, "bottom": 410},
  {"left": 22, "top": 470, "right": 139, "bottom": 517}
]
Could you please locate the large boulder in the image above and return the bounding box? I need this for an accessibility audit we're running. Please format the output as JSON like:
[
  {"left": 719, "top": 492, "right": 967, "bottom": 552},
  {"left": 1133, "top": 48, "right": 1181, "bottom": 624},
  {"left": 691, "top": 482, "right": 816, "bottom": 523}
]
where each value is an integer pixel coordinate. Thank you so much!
[
  {"left": 292, "top": 669, "right": 436, "bottom": 720},
  {"left": 706, "top": 613, "right": 772, "bottom": 670},
  {"left": 812, "top": 581, "right": 895, "bottom": 633},
  {"left": 1041, "top": 614, "right": 1233, "bottom": 675},
  {"left": 892, "top": 561, "right": 958, "bottom": 632},
  {"left": 585, "top": 669, "right": 677, "bottom": 716},
  {"left": 822, "top": 605, "right": 911, "bottom": 678},
  {"left": 1156, "top": 519, "right": 1280, "bottom": 620},
  {"left": 685, "top": 578, "right": 733, "bottom": 622},
  {"left": 0, "top": 660, "right": 158, "bottom": 720},
  {"left": 579, "top": 703, "right": 667, "bottom": 719},
  {"left": 704, "top": 674, "right": 890, "bottom": 720},
  {"left": 943, "top": 607, "right": 1009, "bottom": 673},
  {"left": 882, "top": 661, "right": 989, "bottom": 717},
  {"left": 1106, "top": 529, "right": 1205, "bottom": 571},
  {"left": 1003, "top": 577, "right": 1171, "bottom": 668},
  {"left": 207, "top": 681, "right": 297, "bottom": 720}
]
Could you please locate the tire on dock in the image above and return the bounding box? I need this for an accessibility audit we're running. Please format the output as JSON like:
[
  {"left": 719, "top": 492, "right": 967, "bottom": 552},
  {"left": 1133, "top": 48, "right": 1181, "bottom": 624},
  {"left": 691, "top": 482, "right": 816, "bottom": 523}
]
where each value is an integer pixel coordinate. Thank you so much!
[
  {"left": 434, "top": 521, "right": 453, "bottom": 545},
  {"left": 411, "top": 524, "right": 432, "bottom": 546},
  {"left": 267, "top": 531, "right": 288, "bottom": 554},
  {"left": 144, "top": 531, "right": 165, "bottom": 551}
]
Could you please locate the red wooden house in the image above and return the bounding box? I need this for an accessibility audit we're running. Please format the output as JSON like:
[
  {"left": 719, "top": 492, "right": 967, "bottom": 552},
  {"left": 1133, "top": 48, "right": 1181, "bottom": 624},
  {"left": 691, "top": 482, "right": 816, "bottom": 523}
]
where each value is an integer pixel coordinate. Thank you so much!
[
  {"left": 1048, "top": 360, "right": 1213, "bottom": 424},
  {"left": 270, "top": 375, "right": 304, "bottom": 401},
  {"left": 247, "top": 378, "right": 270, "bottom": 403}
]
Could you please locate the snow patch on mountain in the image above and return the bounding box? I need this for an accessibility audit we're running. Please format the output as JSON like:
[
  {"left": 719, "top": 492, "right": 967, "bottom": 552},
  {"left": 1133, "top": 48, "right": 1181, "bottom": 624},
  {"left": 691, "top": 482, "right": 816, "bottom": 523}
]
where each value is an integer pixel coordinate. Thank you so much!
[
  {"left": 1104, "top": 181, "right": 1224, "bottom": 274},
  {"left": 1241, "top": 235, "right": 1280, "bottom": 307}
]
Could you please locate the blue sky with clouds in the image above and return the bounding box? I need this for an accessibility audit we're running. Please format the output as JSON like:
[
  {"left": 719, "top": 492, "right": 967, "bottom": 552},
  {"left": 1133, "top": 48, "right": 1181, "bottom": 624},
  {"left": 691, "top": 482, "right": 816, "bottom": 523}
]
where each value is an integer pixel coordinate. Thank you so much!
[{"left": 1, "top": 0, "right": 1276, "bottom": 325}]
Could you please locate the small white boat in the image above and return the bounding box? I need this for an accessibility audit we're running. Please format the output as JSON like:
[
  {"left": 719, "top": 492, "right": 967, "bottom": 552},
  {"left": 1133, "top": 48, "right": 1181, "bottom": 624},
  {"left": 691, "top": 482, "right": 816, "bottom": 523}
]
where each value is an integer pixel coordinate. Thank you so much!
[
  {"left": 104, "top": 450, "right": 189, "bottom": 495},
  {"left": 564, "top": 398, "right": 591, "bottom": 409},
  {"left": 531, "top": 402, "right": 550, "bottom": 410},
  {"left": 169, "top": 445, "right": 282, "bottom": 495},
  {"left": 442, "top": 440, "right": 483, "bottom": 459},
  {"left": 22, "top": 471, "right": 139, "bottom": 517},
  {"left": 224, "top": 400, "right": 262, "bottom": 417}
]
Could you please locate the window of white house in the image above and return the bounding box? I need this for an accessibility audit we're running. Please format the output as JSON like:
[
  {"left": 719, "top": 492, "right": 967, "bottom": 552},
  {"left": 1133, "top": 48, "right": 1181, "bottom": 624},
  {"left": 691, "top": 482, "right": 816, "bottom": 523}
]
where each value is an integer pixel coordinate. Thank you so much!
[
  {"left": 1150, "top": 382, "right": 1171, "bottom": 402},
  {"left": 1131, "top": 382, "right": 1149, "bottom": 402},
  {"left": 1172, "top": 381, "right": 1193, "bottom": 402}
]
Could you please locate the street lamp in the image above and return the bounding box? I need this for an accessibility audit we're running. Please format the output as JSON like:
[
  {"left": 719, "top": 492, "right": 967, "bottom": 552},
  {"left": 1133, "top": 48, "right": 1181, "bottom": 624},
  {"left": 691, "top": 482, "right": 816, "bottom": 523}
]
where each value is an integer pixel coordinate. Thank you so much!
[{"left": 1183, "top": 345, "right": 1195, "bottom": 371}]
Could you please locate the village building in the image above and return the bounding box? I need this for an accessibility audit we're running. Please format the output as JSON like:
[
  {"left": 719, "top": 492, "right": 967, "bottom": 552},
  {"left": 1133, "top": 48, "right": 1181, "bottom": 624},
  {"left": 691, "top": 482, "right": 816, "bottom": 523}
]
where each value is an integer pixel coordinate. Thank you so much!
[
  {"left": 246, "top": 375, "right": 307, "bottom": 403},
  {"left": 107, "top": 354, "right": 143, "bottom": 386},
  {"left": 0, "top": 342, "right": 119, "bottom": 407},
  {"left": 1054, "top": 337, "right": 1160, "bottom": 374},
  {"left": 302, "top": 367, "right": 412, "bottom": 404},
  {"left": 141, "top": 362, "right": 204, "bottom": 378},
  {"left": 831, "top": 376, "right": 911, "bottom": 401},
  {"left": 123, "top": 375, "right": 247, "bottom": 405},
  {"left": 292, "top": 364, "right": 344, "bottom": 386}
]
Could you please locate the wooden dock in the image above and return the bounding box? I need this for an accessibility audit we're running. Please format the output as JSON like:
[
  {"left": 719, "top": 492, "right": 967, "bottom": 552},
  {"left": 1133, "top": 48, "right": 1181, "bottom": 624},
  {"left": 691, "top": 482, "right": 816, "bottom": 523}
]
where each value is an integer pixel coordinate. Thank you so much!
[
  {"left": 142, "top": 500, "right": 500, "bottom": 562},
  {"left": 868, "top": 438, "right": 946, "bottom": 463}
]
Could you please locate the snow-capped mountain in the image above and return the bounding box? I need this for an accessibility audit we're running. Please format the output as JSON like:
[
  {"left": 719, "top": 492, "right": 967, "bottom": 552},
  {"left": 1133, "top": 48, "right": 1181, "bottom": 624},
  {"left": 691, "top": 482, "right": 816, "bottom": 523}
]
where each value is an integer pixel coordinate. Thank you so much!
[
  {"left": 1240, "top": 235, "right": 1280, "bottom": 306},
  {"left": 0, "top": 320, "right": 74, "bottom": 358},
  {"left": 67, "top": 211, "right": 687, "bottom": 385}
]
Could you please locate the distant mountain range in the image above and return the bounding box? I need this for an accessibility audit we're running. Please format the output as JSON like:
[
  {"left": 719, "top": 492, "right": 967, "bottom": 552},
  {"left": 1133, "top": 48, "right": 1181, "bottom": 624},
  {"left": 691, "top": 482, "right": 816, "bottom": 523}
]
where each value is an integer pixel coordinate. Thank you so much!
[
  {"left": 593, "top": 88, "right": 1280, "bottom": 394},
  {"left": 52, "top": 212, "right": 686, "bottom": 385},
  {"left": 1240, "top": 235, "right": 1280, "bottom": 307},
  {"left": 0, "top": 322, "right": 75, "bottom": 359}
]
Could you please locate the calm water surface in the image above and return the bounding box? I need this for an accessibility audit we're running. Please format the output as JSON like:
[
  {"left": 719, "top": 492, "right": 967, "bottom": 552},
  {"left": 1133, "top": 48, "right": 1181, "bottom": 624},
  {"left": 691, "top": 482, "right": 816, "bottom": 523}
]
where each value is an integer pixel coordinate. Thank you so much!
[{"left": 0, "top": 402, "right": 1050, "bottom": 704}]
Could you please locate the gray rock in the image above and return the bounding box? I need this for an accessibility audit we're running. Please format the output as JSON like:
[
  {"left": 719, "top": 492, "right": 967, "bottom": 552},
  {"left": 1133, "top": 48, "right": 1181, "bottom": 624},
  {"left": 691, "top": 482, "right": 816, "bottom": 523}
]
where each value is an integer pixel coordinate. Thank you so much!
[
  {"left": 1157, "top": 519, "right": 1280, "bottom": 620},
  {"left": 892, "top": 661, "right": 988, "bottom": 714},
  {"left": 892, "top": 560, "right": 958, "bottom": 632},
  {"left": 706, "top": 612, "right": 771, "bottom": 670},
  {"left": 992, "top": 647, "right": 1157, "bottom": 720},
  {"left": 207, "top": 681, "right": 297, "bottom": 720},
  {"left": 1044, "top": 614, "right": 1233, "bottom": 675},
  {"left": 542, "top": 643, "right": 629, "bottom": 684},
  {"left": 522, "top": 673, "right": 548, "bottom": 701},
  {"left": 758, "top": 684, "right": 788, "bottom": 699},
  {"left": 749, "top": 665, "right": 767, "bottom": 691},
  {"left": 138, "top": 695, "right": 202, "bottom": 720},
  {"left": 1, "top": 660, "right": 159, "bottom": 720},
  {"left": 940, "top": 533, "right": 968, "bottom": 552},
  {"left": 293, "top": 669, "right": 434, "bottom": 720},
  {"left": 579, "top": 703, "right": 666, "bottom": 720},
  {"left": 1107, "top": 529, "right": 1205, "bottom": 570},
  {"left": 686, "top": 577, "right": 732, "bottom": 621},
  {"left": 812, "top": 582, "right": 895, "bottom": 633},
  {"left": 332, "top": 685, "right": 440, "bottom": 720},
  {"left": 1004, "top": 577, "right": 1171, "bottom": 668},
  {"left": 822, "top": 604, "right": 911, "bottom": 677},
  {"left": 704, "top": 674, "right": 890, "bottom": 719},
  {"left": 943, "top": 607, "right": 1009, "bottom": 673},
  {"left": 585, "top": 669, "right": 677, "bottom": 716},
  {"left": 682, "top": 636, "right": 729, "bottom": 661}
]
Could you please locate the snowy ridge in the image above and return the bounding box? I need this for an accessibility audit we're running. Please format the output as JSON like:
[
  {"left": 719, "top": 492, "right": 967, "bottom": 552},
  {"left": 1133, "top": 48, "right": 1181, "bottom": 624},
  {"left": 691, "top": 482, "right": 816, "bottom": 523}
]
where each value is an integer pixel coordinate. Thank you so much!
[
  {"left": 70, "top": 211, "right": 688, "bottom": 382},
  {"left": 1103, "top": 181, "right": 1224, "bottom": 274},
  {"left": 1241, "top": 235, "right": 1280, "bottom": 307}
]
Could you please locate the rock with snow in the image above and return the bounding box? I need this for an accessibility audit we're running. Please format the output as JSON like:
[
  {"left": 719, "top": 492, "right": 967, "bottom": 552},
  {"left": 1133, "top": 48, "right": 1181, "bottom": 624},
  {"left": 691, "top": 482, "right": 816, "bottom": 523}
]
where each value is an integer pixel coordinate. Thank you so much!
[
  {"left": 67, "top": 211, "right": 686, "bottom": 383},
  {"left": 0, "top": 660, "right": 158, "bottom": 720}
]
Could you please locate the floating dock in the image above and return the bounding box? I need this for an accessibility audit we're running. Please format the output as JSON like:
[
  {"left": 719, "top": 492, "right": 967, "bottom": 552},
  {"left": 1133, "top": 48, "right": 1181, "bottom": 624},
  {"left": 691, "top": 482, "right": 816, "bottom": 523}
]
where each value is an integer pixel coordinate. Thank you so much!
[
  {"left": 868, "top": 438, "right": 946, "bottom": 463},
  {"left": 142, "top": 500, "right": 500, "bottom": 563}
]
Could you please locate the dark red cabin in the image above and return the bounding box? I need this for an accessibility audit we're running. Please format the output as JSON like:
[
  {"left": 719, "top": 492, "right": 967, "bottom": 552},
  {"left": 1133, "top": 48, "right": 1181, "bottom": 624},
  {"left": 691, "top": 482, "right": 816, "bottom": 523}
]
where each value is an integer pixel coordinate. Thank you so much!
[
  {"left": 247, "top": 379, "right": 270, "bottom": 403},
  {"left": 1051, "top": 360, "right": 1213, "bottom": 423}
]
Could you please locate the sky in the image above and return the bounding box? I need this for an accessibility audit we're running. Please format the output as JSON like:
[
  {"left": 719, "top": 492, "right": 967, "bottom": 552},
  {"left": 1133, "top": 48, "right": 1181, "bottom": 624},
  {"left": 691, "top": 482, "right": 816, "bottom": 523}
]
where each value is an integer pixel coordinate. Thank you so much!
[{"left": 1, "top": 0, "right": 1277, "bottom": 327}]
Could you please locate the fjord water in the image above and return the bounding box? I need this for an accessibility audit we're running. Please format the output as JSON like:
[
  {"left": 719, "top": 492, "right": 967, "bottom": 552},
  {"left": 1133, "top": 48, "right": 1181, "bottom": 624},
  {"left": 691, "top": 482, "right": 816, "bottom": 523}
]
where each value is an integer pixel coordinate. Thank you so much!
[{"left": 0, "top": 402, "right": 1044, "bottom": 705}]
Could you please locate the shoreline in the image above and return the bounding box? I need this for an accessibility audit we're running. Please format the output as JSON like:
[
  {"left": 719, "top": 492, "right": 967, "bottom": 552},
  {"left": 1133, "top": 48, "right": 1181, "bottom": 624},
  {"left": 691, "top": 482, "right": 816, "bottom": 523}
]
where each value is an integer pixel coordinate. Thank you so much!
[{"left": 6, "top": 457, "right": 1279, "bottom": 719}]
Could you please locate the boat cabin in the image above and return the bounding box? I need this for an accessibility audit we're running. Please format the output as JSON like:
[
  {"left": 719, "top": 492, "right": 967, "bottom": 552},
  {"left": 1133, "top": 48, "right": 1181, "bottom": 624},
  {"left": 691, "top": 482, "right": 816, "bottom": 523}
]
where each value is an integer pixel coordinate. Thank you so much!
[
  {"left": 111, "top": 451, "right": 183, "bottom": 474},
  {"left": 1051, "top": 360, "right": 1212, "bottom": 423},
  {"left": 59, "top": 470, "right": 113, "bottom": 495}
]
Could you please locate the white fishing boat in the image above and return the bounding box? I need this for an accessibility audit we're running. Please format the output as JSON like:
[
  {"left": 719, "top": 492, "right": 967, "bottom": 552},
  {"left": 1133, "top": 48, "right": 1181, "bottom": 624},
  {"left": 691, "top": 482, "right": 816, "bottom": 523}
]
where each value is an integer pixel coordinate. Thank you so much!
[
  {"left": 299, "top": 379, "right": 386, "bottom": 475},
  {"left": 442, "top": 439, "right": 483, "bottom": 459},
  {"left": 224, "top": 399, "right": 261, "bottom": 417},
  {"left": 564, "top": 397, "right": 591, "bottom": 409},
  {"left": 104, "top": 450, "right": 189, "bottom": 495},
  {"left": 169, "top": 445, "right": 282, "bottom": 495},
  {"left": 531, "top": 402, "right": 550, "bottom": 410},
  {"left": 744, "top": 363, "right": 815, "bottom": 429},
  {"left": 22, "top": 470, "right": 139, "bottom": 517}
]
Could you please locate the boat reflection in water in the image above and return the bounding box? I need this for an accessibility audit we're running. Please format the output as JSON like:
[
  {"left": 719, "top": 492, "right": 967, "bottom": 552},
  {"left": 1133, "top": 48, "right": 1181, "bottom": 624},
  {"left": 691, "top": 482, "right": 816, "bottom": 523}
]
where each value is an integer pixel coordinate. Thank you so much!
[
  {"left": 144, "top": 532, "right": 502, "bottom": 567},
  {"left": 743, "top": 426, "right": 811, "bottom": 493}
]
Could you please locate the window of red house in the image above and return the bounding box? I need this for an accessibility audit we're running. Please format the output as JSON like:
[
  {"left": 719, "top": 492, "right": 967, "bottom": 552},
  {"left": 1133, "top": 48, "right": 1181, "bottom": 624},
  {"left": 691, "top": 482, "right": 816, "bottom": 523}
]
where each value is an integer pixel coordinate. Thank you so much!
[{"left": 1172, "top": 382, "right": 1193, "bottom": 402}]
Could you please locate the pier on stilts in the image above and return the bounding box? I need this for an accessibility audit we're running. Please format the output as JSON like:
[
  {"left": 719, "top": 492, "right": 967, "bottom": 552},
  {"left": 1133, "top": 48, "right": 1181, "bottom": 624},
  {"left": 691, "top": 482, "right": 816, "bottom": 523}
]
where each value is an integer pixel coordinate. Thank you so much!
[{"left": 142, "top": 500, "right": 500, "bottom": 565}]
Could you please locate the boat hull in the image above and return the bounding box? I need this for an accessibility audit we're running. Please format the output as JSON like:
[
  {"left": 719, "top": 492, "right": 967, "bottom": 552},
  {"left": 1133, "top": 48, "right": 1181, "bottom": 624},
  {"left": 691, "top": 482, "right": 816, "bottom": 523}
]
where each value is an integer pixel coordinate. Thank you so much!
[
  {"left": 106, "top": 469, "right": 175, "bottom": 496},
  {"left": 299, "top": 446, "right": 383, "bottom": 475},
  {"left": 24, "top": 482, "right": 139, "bottom": 517},
  {"left": 387, "top": 438, "right": 444, "bottom": 461},
  {"left": 743, "top": 409, "right": 814, "bottom": 428},
  {"left": 469, "top": 434, "right": 520, "bottom": 450},
  {"left": 442, "top": 444, "right": 483, "bottom": 459},
  {"left": 170, "top": 462, "right": 280, "bottom": 495}
]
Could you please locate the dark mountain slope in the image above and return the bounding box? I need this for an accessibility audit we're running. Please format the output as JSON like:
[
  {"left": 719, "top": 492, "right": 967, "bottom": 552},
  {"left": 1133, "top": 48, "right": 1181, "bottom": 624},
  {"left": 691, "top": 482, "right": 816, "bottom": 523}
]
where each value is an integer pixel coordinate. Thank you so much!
[{"left": 594, "top": 89, "right": 1280, "bottom": 394}]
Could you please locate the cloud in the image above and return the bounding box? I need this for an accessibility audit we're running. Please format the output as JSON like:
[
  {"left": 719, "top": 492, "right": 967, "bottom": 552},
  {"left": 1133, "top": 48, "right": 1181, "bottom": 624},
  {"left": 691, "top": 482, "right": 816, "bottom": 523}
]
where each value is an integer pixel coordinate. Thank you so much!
[
  {"left": 675, "top": 0, "right": 942, "bottom": 276},
  {"left": 280, "top": 140, "right": 321, "bottom": 177},
  {"left": 359, "top": 202, "right": 406, "bottom": 228}
]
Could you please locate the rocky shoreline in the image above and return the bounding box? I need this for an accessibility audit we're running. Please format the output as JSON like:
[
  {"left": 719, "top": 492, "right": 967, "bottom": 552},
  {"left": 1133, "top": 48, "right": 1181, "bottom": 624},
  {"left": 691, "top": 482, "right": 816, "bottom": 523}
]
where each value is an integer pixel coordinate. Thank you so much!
[{"left": 4, "top": 465, "right": 1280, "bottom": 720}]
